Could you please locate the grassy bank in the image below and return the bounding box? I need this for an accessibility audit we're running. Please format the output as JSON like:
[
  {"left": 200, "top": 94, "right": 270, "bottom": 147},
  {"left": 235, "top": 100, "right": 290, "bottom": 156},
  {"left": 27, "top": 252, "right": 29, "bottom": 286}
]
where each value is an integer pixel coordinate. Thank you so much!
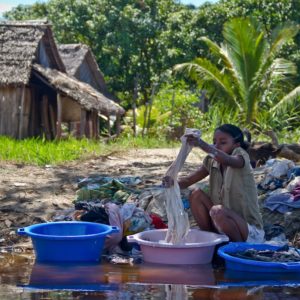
[
  {"left": 0, "top": 136, "right": 179, "bottom": 166},
  {"left": 1, "top": 127, "right": 299, "bottom": 166}
]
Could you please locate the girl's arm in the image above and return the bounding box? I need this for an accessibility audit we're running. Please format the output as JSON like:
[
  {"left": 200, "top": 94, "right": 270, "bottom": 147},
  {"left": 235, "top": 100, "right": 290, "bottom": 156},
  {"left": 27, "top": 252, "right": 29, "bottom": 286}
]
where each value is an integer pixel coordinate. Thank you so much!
[
  {"left": 178, "top": 165, "right": 209, "bottom": 189},
  {"left": 186, "top": 136, "right": 244, "bottom": 169},
  {"left": 211, "top": 148, "right": 244, "bottom": 168}
]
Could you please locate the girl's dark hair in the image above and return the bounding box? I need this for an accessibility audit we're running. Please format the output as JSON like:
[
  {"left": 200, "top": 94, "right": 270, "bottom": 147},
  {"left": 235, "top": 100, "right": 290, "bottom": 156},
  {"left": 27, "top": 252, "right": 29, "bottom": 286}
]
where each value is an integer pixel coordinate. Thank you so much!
[{"left": 215, "top": 124, "right": 249, "bottom": 150}]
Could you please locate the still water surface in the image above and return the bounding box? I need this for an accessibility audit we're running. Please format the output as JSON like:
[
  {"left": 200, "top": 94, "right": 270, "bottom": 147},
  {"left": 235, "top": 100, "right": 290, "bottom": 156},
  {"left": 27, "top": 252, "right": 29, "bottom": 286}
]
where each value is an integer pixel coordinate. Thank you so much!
[{"left": 1, "top": 250, "right": 300, "bottom": 300}]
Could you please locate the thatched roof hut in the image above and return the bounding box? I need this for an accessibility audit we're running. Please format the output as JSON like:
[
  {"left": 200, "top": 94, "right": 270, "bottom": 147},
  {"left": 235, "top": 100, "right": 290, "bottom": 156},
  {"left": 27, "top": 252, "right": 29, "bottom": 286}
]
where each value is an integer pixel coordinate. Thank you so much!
[
  {"left": 0, "top": 21, "right": 65, "bottom": 85},
  {"left": 32, "top": 64, "right": 124, "bottom": 116},
  {"left": 0, "top": 21, "right": 124, "bottom": 139},
  {"left": 58, "top": 43, "right": 119, "bottom": 102}
]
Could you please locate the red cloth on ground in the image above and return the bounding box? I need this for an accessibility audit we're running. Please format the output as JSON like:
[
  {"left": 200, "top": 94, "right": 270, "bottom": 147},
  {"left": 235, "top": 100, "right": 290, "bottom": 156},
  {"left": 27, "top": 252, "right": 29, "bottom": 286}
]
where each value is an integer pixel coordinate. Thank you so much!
[{"left": 150, "top": 213, "right": 168, "bottom": 229}]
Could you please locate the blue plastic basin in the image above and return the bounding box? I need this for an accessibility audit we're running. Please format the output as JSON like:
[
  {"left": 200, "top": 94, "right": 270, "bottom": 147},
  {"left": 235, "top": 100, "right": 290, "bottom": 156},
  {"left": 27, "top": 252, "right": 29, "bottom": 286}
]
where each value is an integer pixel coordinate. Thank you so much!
[
  {"left": 218, "top": 242, "right": 300, "bottom": 273},
  {"left": 17, "top": 222, "right": 119, "bottom": 262}
]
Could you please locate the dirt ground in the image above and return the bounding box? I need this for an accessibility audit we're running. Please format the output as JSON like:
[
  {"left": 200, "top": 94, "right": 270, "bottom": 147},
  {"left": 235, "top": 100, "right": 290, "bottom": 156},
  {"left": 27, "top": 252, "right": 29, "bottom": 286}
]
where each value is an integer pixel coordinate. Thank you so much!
[
  {"left": 0, "top": 148, "right": 203, "bottom": 247},
  {"left": 1, "top": 147, "right": 299, "bottom": 249}
]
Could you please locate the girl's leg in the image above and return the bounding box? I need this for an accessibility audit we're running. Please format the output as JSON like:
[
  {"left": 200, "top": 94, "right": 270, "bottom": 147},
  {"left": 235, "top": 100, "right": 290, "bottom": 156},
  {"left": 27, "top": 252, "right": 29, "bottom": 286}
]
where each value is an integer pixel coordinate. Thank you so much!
[
  {"left": 209, "top": 205, "right": 248, "bottom": 241},
  {"left": 189, "top": 189, "right": 215, "bottom": 231}
]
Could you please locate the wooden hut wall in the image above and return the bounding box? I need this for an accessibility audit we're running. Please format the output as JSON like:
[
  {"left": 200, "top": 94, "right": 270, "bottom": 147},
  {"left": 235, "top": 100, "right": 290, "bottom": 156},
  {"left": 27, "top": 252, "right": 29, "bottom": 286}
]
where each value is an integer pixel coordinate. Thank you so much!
[
  {"left": 61, "top": 96, "right": 82, "bottom": 122},
  {"left": 0, "top": 86, "right": 21, "bottom": 137},
  {"left": 61, "top": 96, "right": 97, "bottom": 139},
  {"left": 19, "top": 87, "right": 32, "bottom": 139},
  {"left": 0, "top": 86, "right": 32, "bottom": 138}
]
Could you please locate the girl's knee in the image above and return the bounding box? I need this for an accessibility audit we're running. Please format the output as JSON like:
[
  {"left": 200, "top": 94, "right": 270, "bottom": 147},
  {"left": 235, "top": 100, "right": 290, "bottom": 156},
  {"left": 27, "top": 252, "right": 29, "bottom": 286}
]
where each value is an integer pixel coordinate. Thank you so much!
[
  {"left": 189, "top": 188, "right": 206, "bottom": 203},
  {"left": 209, "top": 205, "right": 225, "bottom": 222}
]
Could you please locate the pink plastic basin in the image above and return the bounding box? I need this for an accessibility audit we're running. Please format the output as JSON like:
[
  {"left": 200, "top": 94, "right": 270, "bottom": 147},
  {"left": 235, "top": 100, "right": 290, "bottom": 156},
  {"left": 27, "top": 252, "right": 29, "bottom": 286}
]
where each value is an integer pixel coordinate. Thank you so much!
[{"left": 128, "top": 229, "right": 229, "bottom": 265}]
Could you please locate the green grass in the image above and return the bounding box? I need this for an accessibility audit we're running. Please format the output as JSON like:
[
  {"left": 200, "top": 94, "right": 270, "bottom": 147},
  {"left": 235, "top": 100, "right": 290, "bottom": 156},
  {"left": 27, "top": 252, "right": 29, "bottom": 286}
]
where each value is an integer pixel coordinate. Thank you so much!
[
  {"left": 1, "top": 127, "right": 299, "bottom": 166},
  {"left": 0, "top": 135, "right": 178, "bottom": 166}
]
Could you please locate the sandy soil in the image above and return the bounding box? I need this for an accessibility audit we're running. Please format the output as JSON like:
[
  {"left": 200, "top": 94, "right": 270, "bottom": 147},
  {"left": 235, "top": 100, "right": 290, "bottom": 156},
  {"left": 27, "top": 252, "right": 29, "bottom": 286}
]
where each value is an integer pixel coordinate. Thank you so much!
[{"left": 0, "top": 148, "right": 203, "bottom": 247}]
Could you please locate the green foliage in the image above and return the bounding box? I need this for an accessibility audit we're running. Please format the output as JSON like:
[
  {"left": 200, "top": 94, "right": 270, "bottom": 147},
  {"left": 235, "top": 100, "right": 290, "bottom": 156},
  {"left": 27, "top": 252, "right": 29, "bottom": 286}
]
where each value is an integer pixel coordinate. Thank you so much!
[
  {"left": 175, "top": 17, "right": 300, "bottom": 129},
  {"left": 154, "top": 82, "right": 200, "bottom": 127},
  {"left": 4, "top": 0, "right": 300, "bottom": 136},
  {"left": 199, "top": 103, "right": 240, "bottom": 134},
  {"left": 3, "top": 2, "right": 48, "bottom": 20},
  {"left": 3, "top": 0, "right": 197, "bottom": 106},
  {"left": 121, "top": 81, "right": 204, "bottom": 138}
]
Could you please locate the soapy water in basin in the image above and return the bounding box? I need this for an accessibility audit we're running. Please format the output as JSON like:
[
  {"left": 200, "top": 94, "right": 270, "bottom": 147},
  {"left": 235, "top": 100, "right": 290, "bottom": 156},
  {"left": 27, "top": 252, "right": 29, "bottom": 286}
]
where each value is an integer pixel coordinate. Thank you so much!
[
  {"left": 139, "top": 229, "right": 226, "bottom": 246},
  {"left": 158, "top": 230, "right": 215, "bottom": 245}
]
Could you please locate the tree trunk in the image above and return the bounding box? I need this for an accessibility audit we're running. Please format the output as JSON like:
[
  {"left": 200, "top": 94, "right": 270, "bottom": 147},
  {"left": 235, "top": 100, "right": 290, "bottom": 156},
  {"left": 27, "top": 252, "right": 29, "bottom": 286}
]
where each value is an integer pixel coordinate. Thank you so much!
[
  {"left": 146, "top": 83, "right": 158, "bottom": 135},
  {"left": 170, "top": 90, "right": 175, "bottom": 126},
  {"left": 132, "top": 75, "right": 138, "bottom": 137}
]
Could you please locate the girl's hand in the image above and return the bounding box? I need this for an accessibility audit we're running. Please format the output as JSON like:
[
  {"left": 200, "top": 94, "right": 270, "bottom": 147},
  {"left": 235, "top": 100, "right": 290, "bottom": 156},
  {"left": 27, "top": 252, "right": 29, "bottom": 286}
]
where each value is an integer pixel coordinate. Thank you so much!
[
  {"left": 185, "top": 134, "right": 201, "bottom": 147},
  {"left": 185, "top": 134, "right": 219, "bottom": 158},
  {"left": 162, "top": 176, "right": 174, "bottom": 188}
]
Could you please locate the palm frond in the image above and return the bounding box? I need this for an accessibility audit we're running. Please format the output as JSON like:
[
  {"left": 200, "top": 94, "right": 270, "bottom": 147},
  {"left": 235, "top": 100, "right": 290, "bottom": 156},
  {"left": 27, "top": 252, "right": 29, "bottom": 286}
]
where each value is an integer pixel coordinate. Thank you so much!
[
  {"left": 174, "top": 59, "right": 241, "bottom": 110},
  {"left": 200, "top": 37, "right": 233, "bottom": 71},
  {"left": 256, "top": 23, "right": 299, "bottom": 90},
  {"left": 271, "top": 86, "right": 300, "bottom": 112},
  {"left": 269, "top": 22, "right": 299, "bottom": 55},
  {"left": 222, "top": 17, "right": 267, "bottom": 92},
  {"left": 269, "top": 58, "right": 297, "bottom": 79},
  {"left": 200, "top": 37, "right": 243, "bottom": 101}
]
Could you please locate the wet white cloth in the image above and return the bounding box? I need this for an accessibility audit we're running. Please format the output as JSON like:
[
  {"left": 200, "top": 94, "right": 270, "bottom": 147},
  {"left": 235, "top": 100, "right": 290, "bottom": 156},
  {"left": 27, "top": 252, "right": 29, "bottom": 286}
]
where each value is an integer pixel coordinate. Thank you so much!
[
  {"left": 246, "top": 223, "right": 265, "bottom": 243},
  {"left": 164, "top": 128, "right": 201, "bottom": 244}
]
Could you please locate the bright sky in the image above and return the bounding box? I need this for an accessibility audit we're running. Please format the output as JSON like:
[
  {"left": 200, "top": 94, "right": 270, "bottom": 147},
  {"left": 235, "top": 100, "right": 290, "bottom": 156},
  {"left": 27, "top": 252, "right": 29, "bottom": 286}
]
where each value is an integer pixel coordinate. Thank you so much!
[{"left": 0, "top": 0, "right": 218, "bottom": 16}]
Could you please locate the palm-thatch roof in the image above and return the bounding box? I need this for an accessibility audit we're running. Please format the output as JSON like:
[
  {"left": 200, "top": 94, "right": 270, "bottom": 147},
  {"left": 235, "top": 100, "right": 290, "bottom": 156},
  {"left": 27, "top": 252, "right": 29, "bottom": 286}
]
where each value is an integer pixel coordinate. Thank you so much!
[
  {"left": 0, "top": 20, "right": 65, "bottom": 86},
  {"left": 0, "top": 21, "right": 124, "bottom": 116},
  {"left": 58, "top": 43, "right": 119, "bottom": 101},
  {"left": 58, "top": 44, "right": 91, "bottom": 77},
  {"left": 33, "top": 64, "right": 124, "bottom": 116}
]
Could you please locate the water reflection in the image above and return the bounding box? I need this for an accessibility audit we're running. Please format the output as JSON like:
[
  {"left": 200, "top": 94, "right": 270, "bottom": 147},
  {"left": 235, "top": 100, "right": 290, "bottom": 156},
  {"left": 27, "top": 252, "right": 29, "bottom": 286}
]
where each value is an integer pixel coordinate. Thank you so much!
[
  {"left": 105, "top": 262, "right": 215, "bottom": 285},
  {"left": 1, "top": 251, "right": 300, "bottom": 300},
  {"left": 21, "top": 260, "right": 215, "bottom": 292},
  {"left": 26, "top": 262, "right": 118, "bottom": 291},
  {"left": 221, "top": 269, "right": 300, "bottom": 287}
]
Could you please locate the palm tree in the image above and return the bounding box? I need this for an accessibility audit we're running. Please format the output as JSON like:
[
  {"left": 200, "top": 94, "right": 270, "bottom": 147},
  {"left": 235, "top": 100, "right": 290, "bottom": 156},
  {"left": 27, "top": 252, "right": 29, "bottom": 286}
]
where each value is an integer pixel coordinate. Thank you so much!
[{"left": 174, "top": 17, "right": 300, "bottom": 124}]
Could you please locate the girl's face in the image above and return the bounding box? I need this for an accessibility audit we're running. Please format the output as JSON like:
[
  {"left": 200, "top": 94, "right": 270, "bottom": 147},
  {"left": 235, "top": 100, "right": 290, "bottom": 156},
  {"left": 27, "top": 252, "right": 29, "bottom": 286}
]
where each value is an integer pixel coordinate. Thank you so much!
[{"left": 213, "top": 130, "right": 240, "bottom": 154}]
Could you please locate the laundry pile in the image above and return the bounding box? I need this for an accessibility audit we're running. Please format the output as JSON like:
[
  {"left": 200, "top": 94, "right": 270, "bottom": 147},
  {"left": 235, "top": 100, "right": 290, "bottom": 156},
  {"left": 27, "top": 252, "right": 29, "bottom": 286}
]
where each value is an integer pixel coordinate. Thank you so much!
[
  {"left": 255, "top": 159, "right": 300, "bottom": 244},
  {"left": 232, "top": 244, "right": 300, "bottom": 263},
  {"left": 52, "top": 157, "right": 300, "bottom": 255},
  {"left": 71, "top": 176, "right": 168, "bottom": 253}
]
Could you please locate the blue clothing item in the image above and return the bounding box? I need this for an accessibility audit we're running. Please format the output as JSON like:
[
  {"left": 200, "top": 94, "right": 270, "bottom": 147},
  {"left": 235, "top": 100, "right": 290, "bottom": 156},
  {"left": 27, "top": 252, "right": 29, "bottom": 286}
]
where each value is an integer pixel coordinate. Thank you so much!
[
  {"left": 264, "top": 192, "right": 300, "bottom": 213},
  {"left": 258, "top": 178, "right": 284, "bottom": 191},
  {"left": 287, "top": 167, "right": 300, "bottom": 181},
  {"left": 182, "top": 198, "right": 190, "bottom": 209}
]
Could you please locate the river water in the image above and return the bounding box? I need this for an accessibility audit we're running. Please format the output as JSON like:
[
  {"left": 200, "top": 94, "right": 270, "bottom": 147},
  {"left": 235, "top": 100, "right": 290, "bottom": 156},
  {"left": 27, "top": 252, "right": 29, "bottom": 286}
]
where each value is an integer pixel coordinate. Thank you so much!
[{"left": 1, "top": 250, "right": 300, "bottom": 300}]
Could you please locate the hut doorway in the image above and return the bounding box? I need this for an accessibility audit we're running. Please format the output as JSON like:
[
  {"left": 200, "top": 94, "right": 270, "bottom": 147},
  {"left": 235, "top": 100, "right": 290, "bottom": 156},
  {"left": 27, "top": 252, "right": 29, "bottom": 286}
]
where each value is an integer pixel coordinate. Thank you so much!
[{"left": 30, "top": 73, "right": 57, "bottom": 139}]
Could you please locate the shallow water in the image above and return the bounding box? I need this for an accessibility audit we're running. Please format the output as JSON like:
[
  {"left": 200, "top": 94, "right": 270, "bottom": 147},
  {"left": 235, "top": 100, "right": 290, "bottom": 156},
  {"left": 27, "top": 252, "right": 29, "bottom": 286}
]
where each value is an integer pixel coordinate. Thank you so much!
[{"left": 1, "top": 250, "right": 300, "bottom": 300}]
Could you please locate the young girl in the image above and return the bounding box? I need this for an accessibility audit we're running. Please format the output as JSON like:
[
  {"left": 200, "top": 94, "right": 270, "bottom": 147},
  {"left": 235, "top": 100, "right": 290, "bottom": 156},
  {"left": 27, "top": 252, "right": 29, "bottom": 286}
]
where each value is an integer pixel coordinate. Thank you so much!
[{"left": 163, "top": 124, "right": 265, "bottom": 243}]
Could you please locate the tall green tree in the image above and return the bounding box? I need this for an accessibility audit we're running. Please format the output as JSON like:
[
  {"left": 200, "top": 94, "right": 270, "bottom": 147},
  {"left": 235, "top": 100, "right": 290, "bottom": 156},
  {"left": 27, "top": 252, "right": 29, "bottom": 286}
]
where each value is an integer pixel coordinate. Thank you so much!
[
  {"left": 174, "top": 17, "right": 300, "bottom": 124},
  {"left": 4, "top": 0, "right": 192, "bottom": 105}
]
